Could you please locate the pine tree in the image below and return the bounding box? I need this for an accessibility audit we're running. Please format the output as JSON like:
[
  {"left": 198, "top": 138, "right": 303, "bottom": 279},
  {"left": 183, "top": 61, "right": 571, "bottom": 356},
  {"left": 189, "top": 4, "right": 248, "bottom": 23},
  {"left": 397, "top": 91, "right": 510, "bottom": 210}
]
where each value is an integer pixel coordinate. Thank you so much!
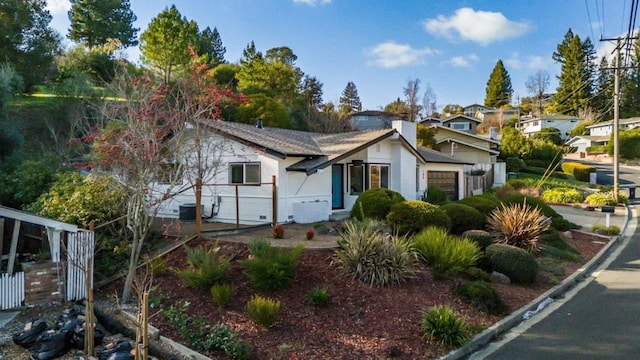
[
  {"left": 197, "top": 26, "right": 226, "bottom": 66},
  {"left": 240, "top": 41, "right": 263, "bottom": 66},
  {"left": 593, "top": 56, "right": 613, "bottom": 120},
  {"left": 551, "top": 29, "right": 596, "bottom": 115},
  {"left": 339, "top": 81, "right": 362, "bottom": 115},
  {"left": 68, "top": 0, "right": 138, "bottom": 48},
  {"left": 484, "top": 60, "right": 513, "bottom": 108},
  {"left": 621, "top": 39, "right": 640, "bottom": 118}
]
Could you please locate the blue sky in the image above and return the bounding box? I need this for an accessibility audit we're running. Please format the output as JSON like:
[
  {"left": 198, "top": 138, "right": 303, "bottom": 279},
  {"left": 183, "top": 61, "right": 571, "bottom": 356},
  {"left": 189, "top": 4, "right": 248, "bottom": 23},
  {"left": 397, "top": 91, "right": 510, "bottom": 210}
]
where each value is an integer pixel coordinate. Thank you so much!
[{"left": 46, "top": 1, "right": 629, "bottom": 112}]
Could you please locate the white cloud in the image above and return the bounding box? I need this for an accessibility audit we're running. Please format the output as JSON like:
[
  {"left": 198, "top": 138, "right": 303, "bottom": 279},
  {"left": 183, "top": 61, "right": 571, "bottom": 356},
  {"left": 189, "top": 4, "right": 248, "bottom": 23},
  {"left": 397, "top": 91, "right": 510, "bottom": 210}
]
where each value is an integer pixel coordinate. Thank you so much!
[
  {"left": 444, "top": 54, "right": 478, "bottom": 67},
  {"left": 506, "top": 53, "right": 552, "bottom": 71},
  {"left": 423, "top": 7, "right": 533, "bottom": 46},
  {"left": 46, "top": 0, "right": 71, "bottom": 14},
  {"left": 293, "top": 0, "right": 331, "bottom": 6},
  {"left": 366, "top": 41, "right": 438, "bottom": 68}
]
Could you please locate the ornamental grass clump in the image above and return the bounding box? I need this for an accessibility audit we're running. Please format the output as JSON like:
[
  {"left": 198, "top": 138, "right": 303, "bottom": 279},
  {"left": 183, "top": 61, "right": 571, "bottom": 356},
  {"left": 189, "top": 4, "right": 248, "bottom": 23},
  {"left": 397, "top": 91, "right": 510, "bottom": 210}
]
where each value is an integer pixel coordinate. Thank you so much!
[
  {"left": 421, "top": 305, "right": 469, "bottom": 347},
  {"left": 412, "top": 226, "right": 481, "bottom": 278},
  {"left": 333, "top": 218, "right": 419, "bottom": 286},
  {"left": 242, "top": 239, "right": 303, "bottom": 291},
  {"left": 176, "top": 243, "right": 230, "bottom": 290},
  {"left": 246, "top": 295, "right": 280, "bottom": 328},
  {"left": 487, "top": 201, "right": 551, "bottom": 253}
]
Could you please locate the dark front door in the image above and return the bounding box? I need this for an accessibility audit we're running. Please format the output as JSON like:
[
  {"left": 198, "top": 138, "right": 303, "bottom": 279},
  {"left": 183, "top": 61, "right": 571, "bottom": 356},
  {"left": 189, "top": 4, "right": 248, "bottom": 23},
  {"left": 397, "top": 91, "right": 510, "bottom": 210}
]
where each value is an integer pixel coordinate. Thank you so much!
[{"left": 332, "top": 164, "right": 344, "bottom": 209}]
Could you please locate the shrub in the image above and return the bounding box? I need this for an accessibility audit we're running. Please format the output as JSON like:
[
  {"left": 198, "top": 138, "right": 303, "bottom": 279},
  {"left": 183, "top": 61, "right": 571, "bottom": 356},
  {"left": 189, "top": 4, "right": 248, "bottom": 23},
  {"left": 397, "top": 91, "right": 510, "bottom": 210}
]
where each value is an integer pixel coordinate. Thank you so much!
[
  {"left": 246, "top": 295, "right": 280, "bottom": 328},
  {"left": 333, "top": 219, "right": 419, "bottom": 286},
  {"left": 455, "top": 281, "right": 508, "bottom": 315},
  {"left": 149, "top": 256, "right": 167, "bottom": 276},
  {"left": 506, "top": 157, "right": 525, "bottom": 172},
  {"left": 486, "top": 244, "right": 538, "bottom": 284},
  {"left": 551, "top": 216, "right": 580, "bottom": 231},
  {"left": 412, "top": 227, "right": 481, "bottom": 278},
  {"left": 457, "top": 195, "right": 502, "bottom": 216},
  {"left": 210, "top": 283, "right": 233, "bottom": 307},
  {"left": 586, "top": 191, "right": 627, "bottom": 206},
  {"left": 386, "top": 200, "right": 451, "bottom": 235},
  {"left": 461, "top": 230, "right": 493, "bottom": 250},
  {"left": 424, "top": 186, "right": 449, "bottom": 205},
  {"left": 308, "top": 287, "right": 329, "bottom": 306},
  {"left": 506, "top": 178, "right": 527, "bottom": 190},
  {"left": 504, "top": 194, "right": 558, "bottom": 218},
  {"left": 350, "top": 188, "right": 405, "bottom": 220},
  {"left": 561, "top": 162, "right": 596, "bottom": 182},
  {"left": 440, "top": 203, "right": 486, "bottom": 234},
  {"left": 541, "top": 231, "right": 579, "bottom": 253},
  {"left": 541, "top": 187, "right": 584, "bottom": 204},
  {"left": 421, "top": 305, "right": 468, "bottom": 347},
  {"left": 591, "top": 224, "right": 621, "bottom": 236},
  {"left": 272, "top": 224, "right": 285, "bottom": 239},
  {"left": 176, "top": 244, "right": 230, "bottom": 290},
  {"left": 488, "top": 202, "right": 551, "bottom": 253},
  {"left": 242, "top": 240, "right": 303, "bottom": 291},
  {"left": 305, "top": 228, "right": 315, "bottom": 240},
  {"left": 540, "top": 246, "right": 582, "bottom": 262}
]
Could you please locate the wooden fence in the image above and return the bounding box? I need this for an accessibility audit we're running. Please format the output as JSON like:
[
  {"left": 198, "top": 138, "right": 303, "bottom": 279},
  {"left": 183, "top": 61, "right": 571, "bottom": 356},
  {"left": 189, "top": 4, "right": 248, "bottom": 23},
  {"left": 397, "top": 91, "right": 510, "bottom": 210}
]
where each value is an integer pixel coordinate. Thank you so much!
[{"left": 0, "top": 271, "right": 25, "bottom": 310}]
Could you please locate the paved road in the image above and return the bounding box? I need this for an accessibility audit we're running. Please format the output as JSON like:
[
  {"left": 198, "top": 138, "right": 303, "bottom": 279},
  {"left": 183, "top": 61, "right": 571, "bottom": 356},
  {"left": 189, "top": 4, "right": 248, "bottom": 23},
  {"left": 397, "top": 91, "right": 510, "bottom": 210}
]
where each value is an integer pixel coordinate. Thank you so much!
[
  {"left": 572, "top": 160, "right": 640, "bottom": 187},
  {"left": 471, "top": 206, "right": 639, "bottom": 359}
]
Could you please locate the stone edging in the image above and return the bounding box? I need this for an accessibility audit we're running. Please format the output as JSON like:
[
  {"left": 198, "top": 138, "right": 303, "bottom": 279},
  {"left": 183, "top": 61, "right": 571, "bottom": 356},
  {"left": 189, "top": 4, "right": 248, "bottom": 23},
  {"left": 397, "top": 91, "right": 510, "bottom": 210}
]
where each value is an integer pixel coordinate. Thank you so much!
[{"left": 438, "top": 206, "right": 632, "bottom": 360}]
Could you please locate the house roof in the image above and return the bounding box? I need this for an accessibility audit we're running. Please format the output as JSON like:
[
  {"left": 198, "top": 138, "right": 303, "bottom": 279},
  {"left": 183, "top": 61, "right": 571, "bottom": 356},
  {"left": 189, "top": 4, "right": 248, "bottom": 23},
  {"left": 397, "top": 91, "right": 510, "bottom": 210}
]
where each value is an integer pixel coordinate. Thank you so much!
[
  {"left": 441, "top": 114, "right": 482, "bottom": 123},
  {"left": 435, "top": 137, "right": 501, "bottom": 155},
  {"left": 586, "top": 117, "right": 640, "bottom": 128},
  {"left": 418, "top": 116, "right": 442, "bottom": 124},
  {"left": 417, "top": 147, "right": 472, "bottom": 164},
  {"left": 520, "top": 114, "right": 581, "bottom": 123},
  {"left": 199, "top": 120, "right": 424, "bottom": 175},
  {"left": 430, "top": 124, "right": 500, "bottom": 145}
]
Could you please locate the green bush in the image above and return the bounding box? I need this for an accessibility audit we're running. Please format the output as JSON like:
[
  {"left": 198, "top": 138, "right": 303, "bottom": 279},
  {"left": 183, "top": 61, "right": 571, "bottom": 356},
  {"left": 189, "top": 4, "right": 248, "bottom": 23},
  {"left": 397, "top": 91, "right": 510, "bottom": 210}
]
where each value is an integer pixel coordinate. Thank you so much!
[
  {"left": 586, "top": 145, "right": 607, "bottom": 154},
  {"left": 457, "top": 194, "right": 502, "bottom": 216},
  {"left": 504, "top": 194, "right": 558, "bottom": 218},
  {"left": 461, "top": 230, "right": 493, "bottom": 250},
  {"left": 506, "top": 178, "right": 527, "bottom": 190},
  {"left": 540, "top": 246, "right": 582, "bottom": 262},
  {"left": 486, "top": 244, "right": 538, "bottom": 285},
  {"left": 386, "top": 200, "right": 451, "bottom": 235},
  {"left": 334, "top": 219, "right": 419, "bottom": 286},
  {"left": 308, "top": 287, "right": 329, "bottom": 306},
  {"left": 455, "top": 281, "right": 508, "bottom": 315},
  {"left": 551, "top": 216, "right": 580, "bottom": 231},
  {"left": 541, "top": 188, "right": 584, "bottom": 204},
  {"left": 440, "top": 203, "right": 486, "bottom": 234},
  {"left": 350, "top": 188, "right": 405, "bottom": 220},
  {"left": 424, "top": 186, "right": 449, "bottom": 205},
  {"left": 242, "top": 240, "right": 303, "bottom": 291},
  {"left": 585, "top": 191, "right": 627, "bottom": 206},
  {"left": 561, "top": 162, "right": 596, "bottom": 182},
  {"left": 246, "top": 295, "right": 280, "bottom": 328},
  {"left": 541, "top": 231, "right": 579, "bottom": 253},
  {"left": 210, "top": 283, "right": 233, "bottom": 308},
  {"left": 591, "top": 224, "right": 621, "bottom": 236},
  {"left": 488, "top": 202, "right": 551, "bottom": 253},
  {"left": 412, "top": 227, "right": 481, "bottom": 278},
  {"left": 506, "top": 157, "right": 525, "bottom": 172},
  {"left": 421, "top": 305, "right": 469, "bottom": 347},
  {"left": 176, "top": 244, "right": 230, "bottom": 290},
  {"left": 608, "top": 128, "right": 640, "bottom": 159}
]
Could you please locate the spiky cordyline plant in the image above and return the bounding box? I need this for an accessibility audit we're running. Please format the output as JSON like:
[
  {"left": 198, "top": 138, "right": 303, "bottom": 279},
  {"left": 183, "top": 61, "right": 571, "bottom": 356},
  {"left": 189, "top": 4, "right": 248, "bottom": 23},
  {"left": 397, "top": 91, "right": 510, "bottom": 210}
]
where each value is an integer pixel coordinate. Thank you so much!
[{"left": 487, "top": 201, "right": 551, "bottom": 253}]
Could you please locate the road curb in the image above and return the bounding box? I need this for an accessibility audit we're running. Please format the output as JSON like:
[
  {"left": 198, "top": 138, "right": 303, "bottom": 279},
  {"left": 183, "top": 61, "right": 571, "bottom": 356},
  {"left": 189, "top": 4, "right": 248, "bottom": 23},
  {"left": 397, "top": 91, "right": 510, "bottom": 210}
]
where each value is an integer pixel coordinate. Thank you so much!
[{"left": 438, "top": 205, "right": 632, "bottom": 360}]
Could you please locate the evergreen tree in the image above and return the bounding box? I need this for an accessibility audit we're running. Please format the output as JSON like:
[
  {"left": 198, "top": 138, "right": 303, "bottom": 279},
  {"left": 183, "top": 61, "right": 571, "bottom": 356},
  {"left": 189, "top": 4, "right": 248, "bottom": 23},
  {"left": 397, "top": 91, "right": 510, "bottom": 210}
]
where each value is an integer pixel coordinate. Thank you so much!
[
  {"left": 197, "top": 26, "right": 225, "bottom": 66},
  {"left": 551, "top": 29, "right": 596, "bottom": 115},
  {"left": 621, "top": 39, "right": 640, "bottom": 118},
  {"left": 339, "top": 81, "right": 362, "bottom": 115},
  {"left": 301, "top": 75, "right": 323, "bottom": 109},
  {"left": 593, "top": 56, "right": 613, "bottom": 120},
  {"left": 240, "top": 41, "right": 263, "bottom": 66},
  {"left": 484, "top": 60, "right": 513, "bottom": 108},
  {"left": 0, "top": 0, "right": 61, "bottom": 90},
  {"left": 139, "top": 5, "right": 198, "bottom": 83},
  {"left": 68, "top": 0, "right": 138, "bottom": 49}
]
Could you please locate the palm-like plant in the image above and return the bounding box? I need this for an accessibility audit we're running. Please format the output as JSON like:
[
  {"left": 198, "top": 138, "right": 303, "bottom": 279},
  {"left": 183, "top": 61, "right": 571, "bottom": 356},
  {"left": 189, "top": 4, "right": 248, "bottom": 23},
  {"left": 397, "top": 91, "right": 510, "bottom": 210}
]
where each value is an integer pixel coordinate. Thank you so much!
[{"left": 487, "top": 201, "right": 551, "bottom": 253}]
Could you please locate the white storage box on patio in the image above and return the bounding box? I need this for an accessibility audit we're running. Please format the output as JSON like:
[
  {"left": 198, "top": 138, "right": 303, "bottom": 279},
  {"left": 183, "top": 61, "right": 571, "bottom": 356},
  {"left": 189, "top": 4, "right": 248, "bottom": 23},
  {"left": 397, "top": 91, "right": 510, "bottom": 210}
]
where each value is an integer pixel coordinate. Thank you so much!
[{"left": 292, "top": 200, "right": 329, "bottom": 224}]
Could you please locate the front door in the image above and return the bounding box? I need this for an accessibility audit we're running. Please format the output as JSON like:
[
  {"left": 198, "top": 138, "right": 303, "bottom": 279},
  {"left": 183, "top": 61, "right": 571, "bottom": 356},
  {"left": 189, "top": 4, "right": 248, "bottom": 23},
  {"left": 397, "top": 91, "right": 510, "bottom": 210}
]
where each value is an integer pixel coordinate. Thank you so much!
[{"left": 332, "top": 164, "right": 344, "bottom": 209}]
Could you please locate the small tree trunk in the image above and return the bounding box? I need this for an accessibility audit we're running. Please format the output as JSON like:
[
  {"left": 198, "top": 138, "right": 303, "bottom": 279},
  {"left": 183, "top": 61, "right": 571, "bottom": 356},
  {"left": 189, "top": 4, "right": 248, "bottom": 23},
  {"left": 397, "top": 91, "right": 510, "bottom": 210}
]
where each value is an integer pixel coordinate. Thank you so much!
[{"left": 195, "top": 176, "right": 202, "bottom": 237}]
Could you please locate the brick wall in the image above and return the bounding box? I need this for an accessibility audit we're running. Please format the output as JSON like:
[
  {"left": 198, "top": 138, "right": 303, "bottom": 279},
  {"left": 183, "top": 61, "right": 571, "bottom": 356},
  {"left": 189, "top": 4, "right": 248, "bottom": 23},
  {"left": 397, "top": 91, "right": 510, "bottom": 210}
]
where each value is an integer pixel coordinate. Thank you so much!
[{"left": 22, "top": 261, "right": 64, "bottom": 305}]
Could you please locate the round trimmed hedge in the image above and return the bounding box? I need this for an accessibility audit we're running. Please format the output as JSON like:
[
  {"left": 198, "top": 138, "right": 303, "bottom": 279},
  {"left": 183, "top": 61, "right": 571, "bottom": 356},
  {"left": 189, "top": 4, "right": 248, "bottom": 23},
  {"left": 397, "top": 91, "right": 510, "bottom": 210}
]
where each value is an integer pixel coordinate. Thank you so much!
[
  {"left": 486, "top": 244, "right": 538, "bottom": 285},
  {"left": 350, "top": 188, "right": 405, "bottom": 220},
  {"left": 386, "top": 200, "right": 451, "bottom": 235},
  {"left": 457, "top": 194, "right": 502, "bottom": 216},
  {"left": 440, "top": 203, "right": 486, "bottom": 234}
]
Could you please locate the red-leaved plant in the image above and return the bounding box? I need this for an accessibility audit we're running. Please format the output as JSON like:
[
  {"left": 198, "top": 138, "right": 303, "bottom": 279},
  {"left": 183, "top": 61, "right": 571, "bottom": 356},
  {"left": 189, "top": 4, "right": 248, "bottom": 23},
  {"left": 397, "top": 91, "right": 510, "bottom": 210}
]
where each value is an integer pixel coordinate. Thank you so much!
[{"left": 306, "top": 228, "right": 315, "bottom": 240}]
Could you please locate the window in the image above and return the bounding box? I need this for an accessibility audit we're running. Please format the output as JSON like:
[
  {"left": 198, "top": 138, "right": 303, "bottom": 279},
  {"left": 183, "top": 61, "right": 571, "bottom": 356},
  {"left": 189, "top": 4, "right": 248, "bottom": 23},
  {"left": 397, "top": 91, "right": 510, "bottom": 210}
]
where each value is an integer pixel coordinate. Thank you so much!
[
  {"left": 229, "top": 162, "right": 260, "bottom": 184},
  {"left": 369, "top": 164, "right": 389, "bottom": 189},
  {"left": 450, "top": 122, "right": 470, "bottom": 130},
  {"left": 349, "top": 164, "right": 364, "bottom": 194}
]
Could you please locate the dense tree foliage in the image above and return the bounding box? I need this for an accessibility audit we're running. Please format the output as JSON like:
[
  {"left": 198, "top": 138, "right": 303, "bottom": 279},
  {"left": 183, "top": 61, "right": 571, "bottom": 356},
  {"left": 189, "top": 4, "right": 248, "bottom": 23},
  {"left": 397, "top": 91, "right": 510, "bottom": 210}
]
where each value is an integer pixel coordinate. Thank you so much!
[
  {"left": 384, "top": 97, "right": 410, "bottom": 115},
  {"left": 68, "top": 0, "right": 138, "bottom": 49},
  {"left": 0, "top": 0, "right": 61, "bottom": 90},
  {"left": 620, "top": 39, "right": 640, "bottom": 118},
  {"left": 484, "top": 60, "right": 513, "bottom": 108},
  {"left": 551, "top": 29, "right": 596, "bottom": 115},
  {"left": 197, "top": 26, "right": 226, "bottom": 66},
  {"left": 593, "top": 56, "right": 613, "bottom": 120}
]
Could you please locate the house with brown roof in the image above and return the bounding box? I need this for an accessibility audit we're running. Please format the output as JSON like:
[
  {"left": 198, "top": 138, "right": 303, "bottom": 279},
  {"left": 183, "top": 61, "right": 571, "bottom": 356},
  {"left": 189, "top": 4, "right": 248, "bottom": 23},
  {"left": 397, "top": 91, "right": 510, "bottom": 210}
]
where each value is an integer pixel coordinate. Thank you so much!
[
  {"left": 155, "top": 120, "right": 468, "bottom": 225},
  {"left": 440, "top": 114, "right": 482, "bottom": 134}
]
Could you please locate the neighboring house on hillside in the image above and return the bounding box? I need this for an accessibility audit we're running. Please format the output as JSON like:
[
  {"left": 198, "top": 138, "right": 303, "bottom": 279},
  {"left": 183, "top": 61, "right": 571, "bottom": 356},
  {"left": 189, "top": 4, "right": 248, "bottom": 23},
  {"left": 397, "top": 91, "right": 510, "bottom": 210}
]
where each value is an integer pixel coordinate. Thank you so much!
[
  {"left": 585, "top": 117, "right": 640, "bottom": 136},
  {"left": 349, "top": 110, "right": 397, "bottom": 130},
  {"left": 440, "top": 114, "right": 482, "bottom": 135},
  {"left": 565, "top": 135, "right": 609, "bottom": 153},
  {"left": 463, "top": 103, "right": 490, "bottom": 118},
  {"left": 517, "top": 114, "right": 581, "bottom": 141},
  {"left": 418, "top": 116, "right": 442, "bottom": 127},
  {"left": 154, "top": 120, "right": 468, "bottom": 225},
  {"left": 430, "top": 125, "right": 500, "bottom": 164}
]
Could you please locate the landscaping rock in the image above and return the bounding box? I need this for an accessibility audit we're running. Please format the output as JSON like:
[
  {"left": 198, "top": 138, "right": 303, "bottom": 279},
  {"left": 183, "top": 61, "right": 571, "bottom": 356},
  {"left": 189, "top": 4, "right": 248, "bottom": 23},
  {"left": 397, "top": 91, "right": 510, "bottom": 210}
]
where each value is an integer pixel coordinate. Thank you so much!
[{"left": 491, "top": 271, "right": 511, "bottom": 284}]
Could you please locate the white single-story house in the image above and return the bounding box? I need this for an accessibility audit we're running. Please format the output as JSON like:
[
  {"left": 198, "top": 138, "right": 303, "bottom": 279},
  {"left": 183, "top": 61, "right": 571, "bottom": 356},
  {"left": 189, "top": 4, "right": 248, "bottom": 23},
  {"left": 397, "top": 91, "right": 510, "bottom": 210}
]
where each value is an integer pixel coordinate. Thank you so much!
[
  {"left": 565, "top": 135, "right": 609, "bottom": 153},
  {"left": 517, "top": 114, "right": 581, "bottom": 140},
  {"left": 154, "top": 120, "right": 468, "bottom": 225},
  {"left": 586, "top": 117, "right": 640, "bottom": 136}
]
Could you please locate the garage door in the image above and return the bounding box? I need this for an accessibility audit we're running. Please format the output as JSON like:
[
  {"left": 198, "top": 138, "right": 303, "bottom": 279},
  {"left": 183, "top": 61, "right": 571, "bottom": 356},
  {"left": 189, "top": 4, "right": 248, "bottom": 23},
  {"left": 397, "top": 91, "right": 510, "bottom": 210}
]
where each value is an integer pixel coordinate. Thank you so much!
[{"left": 427, "top": 171, "right": 458, "bottom": 201}]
